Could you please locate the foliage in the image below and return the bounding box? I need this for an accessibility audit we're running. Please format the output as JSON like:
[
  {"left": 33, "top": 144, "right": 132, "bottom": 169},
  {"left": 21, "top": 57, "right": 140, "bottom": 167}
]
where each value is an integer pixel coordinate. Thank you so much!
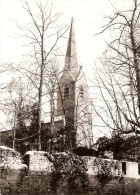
[
  {"left": 73, "top": 146, "right": 98, "bottom": 157},
  {"left": 94, "top": 158, "right": 122, "bottom": 187},
  {"left": 96, "top": 135, "right": 140, "bottom": 161},
  {"left": 96, "top": 136, "right": 111, "bottom": 156},
  {"left": 52, "top": 152, "right": 88, "bottom": 176}
]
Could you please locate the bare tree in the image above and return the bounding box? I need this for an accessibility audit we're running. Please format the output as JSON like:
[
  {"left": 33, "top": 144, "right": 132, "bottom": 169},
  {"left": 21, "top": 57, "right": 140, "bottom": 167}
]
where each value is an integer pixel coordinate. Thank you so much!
[
  {"left": 92, "top": 0, "right": 140, "bottom": 136},
  {"left": 1, "top": 77, "right": 32, "bottom": 149},
  {"left": 14, "top": 1, "right": 69, "bottom": 150},
  {"left": 1, "top": 1, "right": 93, "bottom": 152}
]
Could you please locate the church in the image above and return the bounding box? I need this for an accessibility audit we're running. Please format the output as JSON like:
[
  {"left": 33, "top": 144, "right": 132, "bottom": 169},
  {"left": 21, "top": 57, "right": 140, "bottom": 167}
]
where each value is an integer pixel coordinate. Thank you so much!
[
  {"left": 1, "top": 19, "right": 93, "bottom": 154},
  {"left": 56, "top": 18, "right": 93, "bottom": 150}
]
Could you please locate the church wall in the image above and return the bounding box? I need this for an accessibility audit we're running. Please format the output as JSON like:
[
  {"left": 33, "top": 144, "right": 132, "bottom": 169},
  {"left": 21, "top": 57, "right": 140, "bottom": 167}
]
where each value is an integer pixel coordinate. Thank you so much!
[
  {"left": 1, "top": 130, "right": 14, "bottom": 148},
  {"left": 57, "top": 71, "right": 77, "bottom": 149},
  {"left": 57, "top": 71, "right": 76, "bottom": 124},
  {"left": 1, "top": 120, "right": 64, "bottom": 155},
  {"left": 75, "top": 70, "right": 93, "bottom": 148}
]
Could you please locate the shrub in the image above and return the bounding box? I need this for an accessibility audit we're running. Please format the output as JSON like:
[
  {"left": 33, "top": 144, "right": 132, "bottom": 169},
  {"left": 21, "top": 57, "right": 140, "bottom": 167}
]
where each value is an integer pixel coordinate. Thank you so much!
[
  {"left": 94, "top": 158, "right": 122, "bottom": 187},
  {"left": 52, "top": 152, "right": 88, "bottom": 176}
]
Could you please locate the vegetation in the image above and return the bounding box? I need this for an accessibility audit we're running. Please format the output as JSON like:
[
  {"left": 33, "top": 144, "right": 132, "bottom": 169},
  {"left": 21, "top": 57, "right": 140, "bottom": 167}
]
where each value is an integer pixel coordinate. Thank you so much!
[
  {"left": 92, "top": 0, "right": 140, "bottom": 136},
  {"left": 95, "top": 158, "right": 122, "bottom": 188},
  {"left": 96, "top": 134, "right": 140, "bottom": 161},
  {"left": 52, "top": 152, "right": 88, "bottom": 176}
]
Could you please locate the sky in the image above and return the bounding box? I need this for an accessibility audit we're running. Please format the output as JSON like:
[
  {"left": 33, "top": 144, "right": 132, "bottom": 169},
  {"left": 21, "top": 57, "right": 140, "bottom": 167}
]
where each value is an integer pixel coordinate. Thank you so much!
[
  {"left": 0, "top": 0, "right": 132, "bottom": 74},
  {"left": 0, "top": 0, "right": 133, "bottom": 138}
]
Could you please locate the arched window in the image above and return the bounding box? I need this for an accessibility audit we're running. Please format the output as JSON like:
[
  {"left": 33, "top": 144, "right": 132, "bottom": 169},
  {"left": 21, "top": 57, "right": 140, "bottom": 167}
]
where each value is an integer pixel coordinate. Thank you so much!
[
  {"left": 63, "top": 85, "right": 69, "bottom": 99},
  {"left": 79, "top": 85, "right": 84, "bottom": 98}
]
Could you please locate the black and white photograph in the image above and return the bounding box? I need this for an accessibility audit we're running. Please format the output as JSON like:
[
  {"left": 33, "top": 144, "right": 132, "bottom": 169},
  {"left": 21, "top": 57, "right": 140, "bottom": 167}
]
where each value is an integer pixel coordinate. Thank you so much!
[{"left": 0, "top": 0, "right": 140, "bottom": 194}]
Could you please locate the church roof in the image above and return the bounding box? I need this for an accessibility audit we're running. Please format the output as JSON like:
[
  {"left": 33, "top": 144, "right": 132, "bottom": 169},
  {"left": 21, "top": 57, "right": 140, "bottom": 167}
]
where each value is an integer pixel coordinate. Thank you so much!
[{"left": 64, "top": 18, "right": 79, "bottom": 80}]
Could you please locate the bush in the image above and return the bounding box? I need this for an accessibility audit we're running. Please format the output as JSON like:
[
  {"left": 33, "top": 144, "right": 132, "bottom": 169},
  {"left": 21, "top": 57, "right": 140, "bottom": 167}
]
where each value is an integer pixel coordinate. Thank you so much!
[
  {"left": 52, "top": 152, "right": 88, "bottom": 176},
  {"left": 94, "top": 158, "right": 122, "bottom": 187}
]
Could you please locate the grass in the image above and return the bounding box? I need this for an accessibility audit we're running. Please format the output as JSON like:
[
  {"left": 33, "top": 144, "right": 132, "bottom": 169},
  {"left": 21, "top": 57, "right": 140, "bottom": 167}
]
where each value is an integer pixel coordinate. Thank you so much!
[{"left": 1, "top": 169, "right": 140, "bottom": 195}]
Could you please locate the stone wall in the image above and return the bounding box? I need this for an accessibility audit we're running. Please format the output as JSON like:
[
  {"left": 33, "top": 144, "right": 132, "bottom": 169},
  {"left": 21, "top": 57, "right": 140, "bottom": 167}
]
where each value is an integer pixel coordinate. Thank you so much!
[
  {"left": 84, "top": 156, "right": 122, "bottom": 177},
  {"left": 22, "top": 152, "right": 140, "bottom": 179},
  {"left": 0, "top": 146, "right": 26, "bottom": 170},
  {"left": 84, "top": 157, "right": 140, "bottom": 179},
  {"left": 23, "top": 151, "right": 53, "bottom": 172},
  {"left": 123, "top": 161, "right": 140, "bottom": 179}
]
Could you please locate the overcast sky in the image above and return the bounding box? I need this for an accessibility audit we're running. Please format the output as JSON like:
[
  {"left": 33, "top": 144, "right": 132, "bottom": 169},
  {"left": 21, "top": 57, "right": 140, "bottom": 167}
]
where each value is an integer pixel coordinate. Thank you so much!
[
  {"left": 0, "top": 0, "right": 131, "bottom": 74},
  {"left": 0, "top": 0, "right": 133, "bottom": 137}
]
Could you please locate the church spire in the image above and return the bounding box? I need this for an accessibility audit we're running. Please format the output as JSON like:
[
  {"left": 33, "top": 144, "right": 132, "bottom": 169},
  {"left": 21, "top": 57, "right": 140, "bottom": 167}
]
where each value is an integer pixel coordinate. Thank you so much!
[{"left": 64, "top": 18, "right": 79, "bottom": 79}]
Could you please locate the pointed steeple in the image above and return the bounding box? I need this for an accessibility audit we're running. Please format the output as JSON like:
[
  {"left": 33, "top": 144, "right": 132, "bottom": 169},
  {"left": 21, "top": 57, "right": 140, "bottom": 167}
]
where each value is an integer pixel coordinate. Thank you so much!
[{"left": 64, "top": 18, "right": 79, "bottom": 80}]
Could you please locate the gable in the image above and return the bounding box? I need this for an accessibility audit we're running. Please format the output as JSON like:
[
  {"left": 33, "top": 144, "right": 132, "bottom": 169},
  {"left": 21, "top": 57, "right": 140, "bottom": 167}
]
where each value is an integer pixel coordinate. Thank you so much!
[{"left": 59, "top": 69, "right": 78, "bottom": 85}]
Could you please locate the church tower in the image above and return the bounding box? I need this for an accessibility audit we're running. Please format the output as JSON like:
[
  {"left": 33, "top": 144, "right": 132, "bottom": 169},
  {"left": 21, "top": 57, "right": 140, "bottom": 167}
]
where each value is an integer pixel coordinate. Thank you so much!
[{"left": 57, "top": 19, "right": 93, "bottom": 150}]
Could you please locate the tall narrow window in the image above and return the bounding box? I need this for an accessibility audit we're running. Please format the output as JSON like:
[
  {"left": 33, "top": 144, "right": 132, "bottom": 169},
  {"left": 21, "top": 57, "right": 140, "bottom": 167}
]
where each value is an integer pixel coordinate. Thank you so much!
[
  {"left": 138, "top": 163, "right": 140, "bottom": 175},
  {"left": 63, "top": 86, "right": 69, "bottom": 99},
  {"left": 79, "top": 85, "right": 84, "bottom": 98}
]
